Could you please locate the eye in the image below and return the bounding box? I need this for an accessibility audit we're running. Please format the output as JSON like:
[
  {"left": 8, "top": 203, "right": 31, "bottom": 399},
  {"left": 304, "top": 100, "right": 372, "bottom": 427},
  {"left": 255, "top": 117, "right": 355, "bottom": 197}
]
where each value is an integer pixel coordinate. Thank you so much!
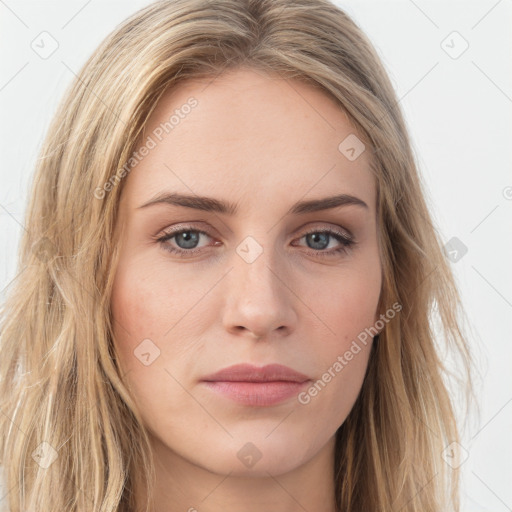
[
  {"left": 292, "top": 227, "right": 355, "bottom": 258},
  {"left": 155, "top": 225, "right": 355, "bottom": 258},
  {"left": 156, "top": 226, "right": 216, "bottom": 257}
]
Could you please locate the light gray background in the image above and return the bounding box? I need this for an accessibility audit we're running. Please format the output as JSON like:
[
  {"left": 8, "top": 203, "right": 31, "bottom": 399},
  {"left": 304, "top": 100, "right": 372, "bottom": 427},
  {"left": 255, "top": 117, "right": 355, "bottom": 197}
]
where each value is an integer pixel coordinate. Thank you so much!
[{"left": 1, "top": 1, "right": 511, "bottom": 510}]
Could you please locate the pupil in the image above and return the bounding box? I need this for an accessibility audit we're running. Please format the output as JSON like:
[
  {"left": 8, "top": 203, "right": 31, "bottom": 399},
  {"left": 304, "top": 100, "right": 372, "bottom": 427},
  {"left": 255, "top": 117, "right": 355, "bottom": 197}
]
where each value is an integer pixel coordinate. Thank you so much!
[
  {"left": 307, "top": 232, "right": 329, "bottom": 250},
  {"left": 176, "top": 231, "right": 199, "bottom": 249}
]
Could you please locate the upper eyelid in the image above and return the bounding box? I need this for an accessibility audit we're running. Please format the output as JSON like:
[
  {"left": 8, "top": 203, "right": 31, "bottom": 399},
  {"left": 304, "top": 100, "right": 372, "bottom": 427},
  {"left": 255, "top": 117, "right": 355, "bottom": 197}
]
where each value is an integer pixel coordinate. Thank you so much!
[
  {"left": 159, "top": 221, "right": 353, "bottom": 237},
  {"left": 158, "top": 224, "right": 353, "bottom": 245}
]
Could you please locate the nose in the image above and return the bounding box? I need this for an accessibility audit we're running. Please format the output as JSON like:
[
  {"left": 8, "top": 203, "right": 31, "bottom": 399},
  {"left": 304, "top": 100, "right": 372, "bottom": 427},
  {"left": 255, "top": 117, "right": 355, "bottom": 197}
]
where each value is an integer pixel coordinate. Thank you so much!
[{"left": 221, "top": 241, "right": 298, "bottom": 341}]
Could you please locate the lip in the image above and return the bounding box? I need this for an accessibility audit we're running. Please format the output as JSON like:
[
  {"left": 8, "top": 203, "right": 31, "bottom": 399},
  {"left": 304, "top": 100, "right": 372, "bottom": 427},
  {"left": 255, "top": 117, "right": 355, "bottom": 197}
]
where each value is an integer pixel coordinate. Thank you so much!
[{"left": 201, "top": 363, "right": 311, "bottom": 407}]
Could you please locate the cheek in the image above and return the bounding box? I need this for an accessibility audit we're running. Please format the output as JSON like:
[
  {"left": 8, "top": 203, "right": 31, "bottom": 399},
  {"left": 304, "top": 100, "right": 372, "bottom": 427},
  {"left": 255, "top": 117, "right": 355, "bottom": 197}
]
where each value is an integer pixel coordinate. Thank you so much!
[
  {"left": 111, "top": 277, "right": 160, "bottom": 348},
  {"left": 109, "top": 268, "right": 182, "bottom": 425},
  {"left": 111, "top": 258, "right": 195, "bottom": 348},
  {"left": 316, "top": 261, "right": 381, "bottom": 348},
  {"left": 295, "top": 283, "right": 378, "bottom": 426},
  {"left": 110, "top": 261, "right": 173, "bottom": 376},
  {"left": 109, "top": 259, "right": 215, "bottom": 405},
  {"left": 300, "top": 257, "right": 381, "bottom": 407}
]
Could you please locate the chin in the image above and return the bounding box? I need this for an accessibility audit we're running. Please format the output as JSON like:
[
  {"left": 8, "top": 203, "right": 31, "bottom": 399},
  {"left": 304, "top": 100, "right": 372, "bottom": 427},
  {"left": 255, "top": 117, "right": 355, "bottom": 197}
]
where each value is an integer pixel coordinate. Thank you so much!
[{"left": 195, "top": 434, "right": 317, "bottom": 477}]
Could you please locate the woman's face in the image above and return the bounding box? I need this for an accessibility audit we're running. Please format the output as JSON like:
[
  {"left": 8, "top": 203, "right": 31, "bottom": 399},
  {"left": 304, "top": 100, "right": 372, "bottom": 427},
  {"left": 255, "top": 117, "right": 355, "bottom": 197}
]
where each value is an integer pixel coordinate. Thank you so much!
[{"left": 111, "top": 67, "right": 382, "bottom": 478}]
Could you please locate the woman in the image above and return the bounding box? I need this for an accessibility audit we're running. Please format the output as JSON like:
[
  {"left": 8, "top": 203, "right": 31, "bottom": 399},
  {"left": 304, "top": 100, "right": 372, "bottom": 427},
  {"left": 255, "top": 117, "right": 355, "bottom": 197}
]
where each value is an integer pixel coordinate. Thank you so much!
[{"left": 0, "top": 0, "right": 475, "bottom": 510}]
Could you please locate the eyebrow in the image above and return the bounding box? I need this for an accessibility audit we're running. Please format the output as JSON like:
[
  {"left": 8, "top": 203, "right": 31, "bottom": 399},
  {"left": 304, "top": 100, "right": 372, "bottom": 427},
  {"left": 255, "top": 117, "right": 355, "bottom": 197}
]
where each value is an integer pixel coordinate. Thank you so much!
[{"left": 138, "top": 192, "right": 368, "bottom": 215}]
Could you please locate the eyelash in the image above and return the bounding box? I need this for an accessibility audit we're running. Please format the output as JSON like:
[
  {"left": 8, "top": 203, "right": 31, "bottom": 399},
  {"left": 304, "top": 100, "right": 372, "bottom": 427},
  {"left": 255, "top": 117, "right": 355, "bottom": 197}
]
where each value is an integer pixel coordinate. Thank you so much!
[{"left": 155, "top": 225, "right": 355, "bottom": 259}]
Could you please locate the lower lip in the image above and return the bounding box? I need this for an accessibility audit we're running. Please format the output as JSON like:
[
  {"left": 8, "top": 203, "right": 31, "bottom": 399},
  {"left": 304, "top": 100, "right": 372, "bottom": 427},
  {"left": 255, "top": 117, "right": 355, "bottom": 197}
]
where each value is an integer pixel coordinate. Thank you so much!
[{"left": 202, "top": 380, "right": 310, "bottom": 406}]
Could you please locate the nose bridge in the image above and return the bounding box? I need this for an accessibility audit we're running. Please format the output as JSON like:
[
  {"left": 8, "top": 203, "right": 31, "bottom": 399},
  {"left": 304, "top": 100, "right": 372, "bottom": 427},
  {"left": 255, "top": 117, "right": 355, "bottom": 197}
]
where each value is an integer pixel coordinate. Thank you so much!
[
  {"left": 236, "top": 236, "right": 281, "bottom": 296},
  {"left": 222, "top": 234, "right": 296, "bottom": 338}
]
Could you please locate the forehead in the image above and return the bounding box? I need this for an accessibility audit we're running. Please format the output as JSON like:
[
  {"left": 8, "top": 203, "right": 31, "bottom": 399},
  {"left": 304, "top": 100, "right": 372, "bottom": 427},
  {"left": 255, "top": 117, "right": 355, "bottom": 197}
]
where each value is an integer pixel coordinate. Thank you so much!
[{"left": 120, "top": 67, "right": 375, "bottom": 213}]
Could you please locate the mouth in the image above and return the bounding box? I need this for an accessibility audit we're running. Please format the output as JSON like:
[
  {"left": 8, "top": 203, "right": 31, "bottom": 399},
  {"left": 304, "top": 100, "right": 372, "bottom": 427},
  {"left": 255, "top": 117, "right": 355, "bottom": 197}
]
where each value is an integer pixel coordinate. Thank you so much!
[{"left": 200, "top": 363, "right": 312, "bottom": 407}]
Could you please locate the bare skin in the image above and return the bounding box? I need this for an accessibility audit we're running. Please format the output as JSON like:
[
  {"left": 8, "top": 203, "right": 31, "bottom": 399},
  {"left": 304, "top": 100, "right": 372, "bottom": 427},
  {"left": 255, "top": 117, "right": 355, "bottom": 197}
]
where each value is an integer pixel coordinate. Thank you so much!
[{"left": 110, "top": 66, "right": 382, "bottom": 512}]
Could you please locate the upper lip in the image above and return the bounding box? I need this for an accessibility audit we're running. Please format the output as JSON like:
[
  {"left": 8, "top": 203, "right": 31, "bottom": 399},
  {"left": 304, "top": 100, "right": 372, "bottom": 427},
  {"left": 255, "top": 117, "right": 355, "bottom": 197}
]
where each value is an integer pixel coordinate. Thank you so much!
[{"left": 201, "top": 363, "right": 310, "bottom": 383}]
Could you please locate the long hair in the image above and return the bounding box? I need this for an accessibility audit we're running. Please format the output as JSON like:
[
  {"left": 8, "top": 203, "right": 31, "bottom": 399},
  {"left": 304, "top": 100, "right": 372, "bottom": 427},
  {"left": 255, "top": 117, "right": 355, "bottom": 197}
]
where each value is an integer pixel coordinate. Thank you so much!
[{"left": 0, "top": 0, "right": 477, "bottom": 510}]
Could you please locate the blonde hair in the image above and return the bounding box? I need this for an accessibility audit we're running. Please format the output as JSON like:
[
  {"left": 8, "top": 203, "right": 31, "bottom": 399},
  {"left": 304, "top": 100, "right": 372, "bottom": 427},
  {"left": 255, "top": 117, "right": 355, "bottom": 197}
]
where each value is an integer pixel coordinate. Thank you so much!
[{"left": 0, "top": 0, "right": 476, "bottom": 510}]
